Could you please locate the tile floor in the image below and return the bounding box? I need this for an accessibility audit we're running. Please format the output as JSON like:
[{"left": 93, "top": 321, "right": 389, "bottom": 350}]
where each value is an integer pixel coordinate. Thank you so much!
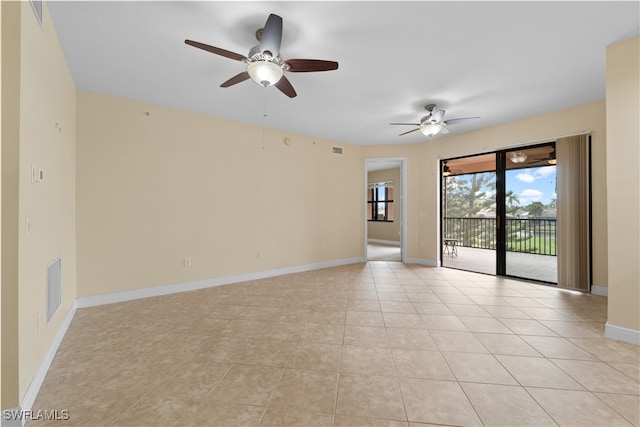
[
  {"left": 367, "top": 243, "right": 401, "bottom": 262},
  {"left": 30, "top": 262, "right": 639, "bottom": 426}
]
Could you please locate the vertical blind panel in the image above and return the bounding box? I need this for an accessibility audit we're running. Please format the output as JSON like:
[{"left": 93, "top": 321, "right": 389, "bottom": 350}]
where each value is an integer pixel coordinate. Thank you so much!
[{"left": 556, "top": 135, "right": 590, "bottom": 291}]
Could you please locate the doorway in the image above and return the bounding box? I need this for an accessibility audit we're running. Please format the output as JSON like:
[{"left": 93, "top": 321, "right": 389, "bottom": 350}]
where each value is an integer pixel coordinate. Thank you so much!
[
  {"left": 365, "top": 158, "right": 407, "bottom": 262},
  {"left": 441, "top": 143, "right": 559, "bottom": 283}
]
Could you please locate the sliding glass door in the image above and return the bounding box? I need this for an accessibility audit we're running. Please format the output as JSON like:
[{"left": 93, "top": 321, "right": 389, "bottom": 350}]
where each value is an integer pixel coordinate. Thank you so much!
[
  {"left": 441, "top": 154, "right": 497, "bottom": 275},
  {"left": 441, "top": 143, "right": 560, "bottom": 284},
  {"left": 504, "top": 145, "right": 557, "bottom": 283}
]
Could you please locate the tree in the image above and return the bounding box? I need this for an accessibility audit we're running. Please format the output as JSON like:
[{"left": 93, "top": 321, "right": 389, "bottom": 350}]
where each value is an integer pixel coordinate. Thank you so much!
[
  {"left": 444, "top": 172, "right": 496, "bottom": 217},
  {"left": 505, "top": 190, "right": 520, "bottom": 215},
  {"left": 525, "top": 201, "right": 545, "bottom": 217},
  {"left": 443, "top": 172, "right": 496, "bottom": 248},
  {"left": 506, "top": 190, "right": 520, "bottom": 208}
]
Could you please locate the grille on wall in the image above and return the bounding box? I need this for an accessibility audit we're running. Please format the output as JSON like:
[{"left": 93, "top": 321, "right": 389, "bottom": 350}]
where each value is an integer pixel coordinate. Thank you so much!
[{"left": 47, "top": 257, "right": 62, "bottom": 322}]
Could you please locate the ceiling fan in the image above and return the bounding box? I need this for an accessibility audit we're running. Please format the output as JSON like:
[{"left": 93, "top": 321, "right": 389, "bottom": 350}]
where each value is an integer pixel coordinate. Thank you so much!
[
  {"left": 510, "top": 145, "right": 556, "bottom": 166},
  {"left": 442, "top": 160, "right": 464, "bottom": 176},
  {"left": 390, "top": 104, "right": 480, "bottom": 136},
  {"left": 185, "top": 14, "right": 339, "bottom": 98}
]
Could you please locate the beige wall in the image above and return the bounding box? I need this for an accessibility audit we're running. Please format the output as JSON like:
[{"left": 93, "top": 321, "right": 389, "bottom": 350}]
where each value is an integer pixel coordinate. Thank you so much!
[
  {"left": 76, "top": 90, "right": 363, "bottom": 298},
  {"left": 606, "top": 36, "right": 640, "bottom": 334},
  {"left": 1, "top": 0, "right": 77, "bottom": 406},
  {"left": 367, "top": 168, "right": 401, "bottom": 243},
  {"left": 18, "top": 0, "right": 77, "bottom": 398}
]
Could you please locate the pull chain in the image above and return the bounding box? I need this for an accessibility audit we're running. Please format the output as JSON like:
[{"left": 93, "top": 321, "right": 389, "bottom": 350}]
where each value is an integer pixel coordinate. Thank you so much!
[{"left": 262, "top": 86, "right": 268, "bottom": 150}]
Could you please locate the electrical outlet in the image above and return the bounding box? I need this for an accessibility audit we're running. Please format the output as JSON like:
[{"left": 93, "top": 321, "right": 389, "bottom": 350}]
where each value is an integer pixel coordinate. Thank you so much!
[
  {"left": 256, "top": 250, "right": 262, "bottom": 259},
  {"left": 183, "top": 257, "right": 192, "bottom": 267}
]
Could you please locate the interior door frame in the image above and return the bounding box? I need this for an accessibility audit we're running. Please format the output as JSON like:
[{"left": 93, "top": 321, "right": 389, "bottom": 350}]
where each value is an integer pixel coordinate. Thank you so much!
[{"left": 364, "top": 158, "right": 407, "bottom": 263}]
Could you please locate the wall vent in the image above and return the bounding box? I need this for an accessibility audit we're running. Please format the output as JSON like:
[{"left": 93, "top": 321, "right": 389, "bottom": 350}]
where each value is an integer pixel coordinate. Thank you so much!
[
  {"left": 47, "top": 257, "right": 62, "bottom": 322},
  {"left": 332, "top": 146, "right": 344, "bottom": 155}
]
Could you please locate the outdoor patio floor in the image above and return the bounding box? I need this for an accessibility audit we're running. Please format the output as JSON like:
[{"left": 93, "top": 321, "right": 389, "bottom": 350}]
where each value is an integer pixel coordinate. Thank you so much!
[{"left": 442, "top": 246, "right": 558, "bottom": 284}]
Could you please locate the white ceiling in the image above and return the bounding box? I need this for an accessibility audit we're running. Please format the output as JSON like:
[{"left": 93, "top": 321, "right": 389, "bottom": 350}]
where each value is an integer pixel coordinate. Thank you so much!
[{"left": 47, "top": 1, "right": 639, "bottom": 147}]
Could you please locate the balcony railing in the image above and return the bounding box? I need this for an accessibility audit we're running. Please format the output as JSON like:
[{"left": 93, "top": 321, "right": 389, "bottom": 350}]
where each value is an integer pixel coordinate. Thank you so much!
[{"left": 444, "top": 217, "right": 557, "bottom": 256}]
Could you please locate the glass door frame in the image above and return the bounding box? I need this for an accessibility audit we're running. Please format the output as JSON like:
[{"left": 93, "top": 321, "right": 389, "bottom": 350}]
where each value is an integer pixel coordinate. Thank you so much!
[{"left": 441, "top": 141, "right": 558, "bottom": 283}]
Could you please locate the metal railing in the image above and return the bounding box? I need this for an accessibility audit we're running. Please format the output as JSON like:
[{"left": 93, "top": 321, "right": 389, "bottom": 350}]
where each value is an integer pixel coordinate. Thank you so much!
[{"left": 444, "top": 217, "right": 557, "bottom": 256}]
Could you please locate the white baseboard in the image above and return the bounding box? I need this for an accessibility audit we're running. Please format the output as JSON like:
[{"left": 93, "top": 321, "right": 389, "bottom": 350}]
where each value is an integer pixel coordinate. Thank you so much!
[
  {"left": 591, "top": 285, "right": 608, "bottom": 296},
  {"left": 19, "top": 301, "right": 77, "bottom": 423},
  {"left": 605, "top": 322, "right": 640, "bottom": 346},
  {"left": 367, "top": 239, "right": 401, "bottom": 246},
  {"left": 405, "top": 257, "right": 438, "bottom": 267},
  {"left": 77, "top": 257, "right": 366, "bottom": 308}
]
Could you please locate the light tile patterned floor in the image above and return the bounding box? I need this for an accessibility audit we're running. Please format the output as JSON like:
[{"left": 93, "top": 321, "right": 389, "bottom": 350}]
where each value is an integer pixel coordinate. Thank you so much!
[{"left": 30, "top": 262, "right": 639, "bottom": 426}]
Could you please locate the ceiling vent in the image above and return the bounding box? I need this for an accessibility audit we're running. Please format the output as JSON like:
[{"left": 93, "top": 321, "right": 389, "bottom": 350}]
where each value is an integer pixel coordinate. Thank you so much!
[{"left": 332, "top": 146, "right": 344, "bottom": 155}]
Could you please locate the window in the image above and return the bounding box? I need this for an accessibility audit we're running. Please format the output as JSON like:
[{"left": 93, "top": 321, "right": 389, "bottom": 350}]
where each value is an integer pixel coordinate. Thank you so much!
[{"left": 368, "top": 183, "right": 394, "bottom": 221}]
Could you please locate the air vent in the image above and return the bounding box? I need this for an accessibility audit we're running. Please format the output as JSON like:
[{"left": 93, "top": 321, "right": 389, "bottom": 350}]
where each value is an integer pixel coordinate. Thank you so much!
[
  {"left": 47, "top": 257, "right": 62, "bottom": 322},
  {"left": 332, "top": 146, "right": 344, "bottom": 155}
]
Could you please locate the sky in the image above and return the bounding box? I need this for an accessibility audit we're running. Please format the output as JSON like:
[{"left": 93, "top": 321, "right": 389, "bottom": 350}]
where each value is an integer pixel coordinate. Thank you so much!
[{"left": 506, "top": 165, "right": 556, "bottom": 206}]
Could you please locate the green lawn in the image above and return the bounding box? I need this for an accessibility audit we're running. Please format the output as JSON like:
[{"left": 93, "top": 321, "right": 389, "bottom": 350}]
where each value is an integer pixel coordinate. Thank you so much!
[{"left": 507, "top": 236, "right": 556, "bottom": 255}]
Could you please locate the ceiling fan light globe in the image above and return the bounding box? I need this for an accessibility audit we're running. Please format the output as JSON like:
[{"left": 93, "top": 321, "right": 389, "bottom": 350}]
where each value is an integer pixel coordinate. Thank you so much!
[
  {"left": 510, "top": 152, "right": 528, "bottom": 163},
  {"left": 420, "top": 123, "right": 442, "bottom": 136},
  {"left": 247, "top": 61, "right": 283, "bottom": 87}
]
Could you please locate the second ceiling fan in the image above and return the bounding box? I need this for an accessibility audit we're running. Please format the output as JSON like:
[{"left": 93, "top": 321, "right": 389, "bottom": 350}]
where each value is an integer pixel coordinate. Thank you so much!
[
  {"left": 185, "top": 13, "right": 339, "bottom": 98},
  {"left": 391, "top": 104, "right": 480, "bottom": 136}
]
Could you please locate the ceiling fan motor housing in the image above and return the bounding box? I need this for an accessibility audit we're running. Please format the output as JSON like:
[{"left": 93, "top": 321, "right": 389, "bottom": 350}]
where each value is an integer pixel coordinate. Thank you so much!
[{"left": 248, "top": 45, "right": 282, "bottom": 63}]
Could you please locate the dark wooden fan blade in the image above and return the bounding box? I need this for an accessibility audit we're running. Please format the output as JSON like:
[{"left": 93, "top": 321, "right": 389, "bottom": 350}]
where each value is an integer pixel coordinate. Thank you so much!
[
  {"left": 220, "top": 71, "right": 250, "bottom": 87},
  {"left": 275, "top": 76, "right": 297, "bottom": 98},
  {"left": 285, "top": 59, "right": 339, "bottom": 72},
  {"left": 444, "top": 117, "right": 481, "bottom": 125},
  {"left": 185, "top": 40, "right": 246, "bottom": 62},
  {"left": 260, "top": 14, "right": 283, "bottom": 57},
  {"left": 399, "top": 128, "right": 420, "bottom": 136},
  {"left": 390, "top": 123, "right": 420, "bottom": 126}
]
